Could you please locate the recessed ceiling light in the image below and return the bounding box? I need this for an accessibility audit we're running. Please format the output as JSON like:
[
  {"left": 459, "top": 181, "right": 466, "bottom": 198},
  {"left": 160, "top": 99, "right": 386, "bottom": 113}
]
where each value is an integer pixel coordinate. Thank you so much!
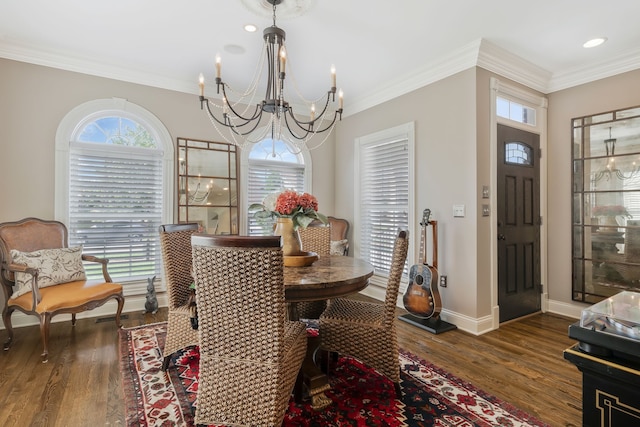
[
  {"left": 583, "top": 37, "right": 607, "bottom": 48},
  {"left": 244, "top": 24, "right": 257, "bottom": 32}
]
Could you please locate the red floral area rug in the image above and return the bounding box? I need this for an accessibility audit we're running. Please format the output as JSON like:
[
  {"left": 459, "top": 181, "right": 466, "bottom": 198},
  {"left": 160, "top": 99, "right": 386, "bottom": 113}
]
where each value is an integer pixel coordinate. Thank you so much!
[{"left": 119, "top": 323, "right": 549, "bottom": 426}]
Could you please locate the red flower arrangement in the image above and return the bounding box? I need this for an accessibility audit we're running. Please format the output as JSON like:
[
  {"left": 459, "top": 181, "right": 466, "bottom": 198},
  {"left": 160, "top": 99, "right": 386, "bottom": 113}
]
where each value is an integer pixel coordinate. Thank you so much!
[{"left": 249, "top": 190, "right": 327, "bottom": 229}]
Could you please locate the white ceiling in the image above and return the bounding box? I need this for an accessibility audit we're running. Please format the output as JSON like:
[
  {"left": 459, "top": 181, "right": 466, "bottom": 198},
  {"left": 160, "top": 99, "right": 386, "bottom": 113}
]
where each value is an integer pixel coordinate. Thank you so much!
[{"left": 1, "top": 0, "right": 640, "bottom": 116}]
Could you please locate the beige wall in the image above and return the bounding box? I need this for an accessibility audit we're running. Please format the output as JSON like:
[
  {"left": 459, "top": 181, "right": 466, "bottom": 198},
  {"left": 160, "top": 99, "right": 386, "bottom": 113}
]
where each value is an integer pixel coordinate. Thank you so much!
[
  {"left": 337, "top": 65, "right": 640, "bottom": 328},
  {"left": 3, "top": 55, "right": 640, "bottom": 329},
  {"left": 547, "top": 68, "right": 640, "bottom": 308},
  {"left": 0, "top": 58, "right": 335, "bottom": 224},
  {"left": 474, "top": 68, "right": 494, "bottom": 319},
  {"left": 335, "top": 68, "right": 481, "bottom": 318}
]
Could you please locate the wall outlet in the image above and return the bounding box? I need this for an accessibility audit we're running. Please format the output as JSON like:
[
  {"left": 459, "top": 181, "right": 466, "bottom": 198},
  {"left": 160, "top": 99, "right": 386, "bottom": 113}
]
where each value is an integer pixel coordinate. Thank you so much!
[{"left": 440, "top": 275, "right": 447, "bottom": 287}]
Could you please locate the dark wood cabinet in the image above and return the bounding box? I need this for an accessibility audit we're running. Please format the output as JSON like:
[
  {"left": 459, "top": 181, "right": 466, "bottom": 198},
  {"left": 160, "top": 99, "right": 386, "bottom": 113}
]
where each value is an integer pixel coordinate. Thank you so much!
[{"left": 564, "top": 344, "right": 640, "bottom": 426}]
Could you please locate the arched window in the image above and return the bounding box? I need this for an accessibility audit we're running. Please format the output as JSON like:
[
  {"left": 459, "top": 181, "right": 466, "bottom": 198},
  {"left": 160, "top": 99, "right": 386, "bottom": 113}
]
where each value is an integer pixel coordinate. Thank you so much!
[
  {"left": 241, "top": 138, "right": 312, "bottom": 235},
  {"left": 55, "top": 99, "right": 173, "bottom": 292}
]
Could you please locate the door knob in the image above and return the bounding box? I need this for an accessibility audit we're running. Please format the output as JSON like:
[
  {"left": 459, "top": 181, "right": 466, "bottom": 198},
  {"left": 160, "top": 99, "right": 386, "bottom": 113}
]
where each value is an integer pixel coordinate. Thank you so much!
[{"left": 498, "top": 234, "right": 506, "bottom": 240}]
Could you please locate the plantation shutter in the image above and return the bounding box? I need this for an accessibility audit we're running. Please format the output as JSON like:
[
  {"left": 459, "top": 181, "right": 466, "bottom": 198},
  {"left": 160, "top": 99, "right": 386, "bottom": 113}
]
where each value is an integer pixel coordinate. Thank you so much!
[
  {"left": 358, "top": 135, "right": 410, "bottom": 277},
  {"left": 247, "top": 159, "right": 305, "bottom": 235},
  {"left": 68, "top": 141, "right": 163, "bottom": 281}
]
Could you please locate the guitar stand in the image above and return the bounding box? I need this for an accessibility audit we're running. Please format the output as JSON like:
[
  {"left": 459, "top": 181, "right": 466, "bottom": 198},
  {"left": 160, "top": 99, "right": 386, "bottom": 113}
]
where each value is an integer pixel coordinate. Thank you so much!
[{"left": 398, "top": 313, "right": 457, "bottom": 335}]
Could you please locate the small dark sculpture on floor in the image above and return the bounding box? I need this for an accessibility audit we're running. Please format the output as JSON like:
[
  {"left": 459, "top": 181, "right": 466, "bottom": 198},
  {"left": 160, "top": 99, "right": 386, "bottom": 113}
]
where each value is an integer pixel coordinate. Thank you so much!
[{"left": 144, "top": 275, "right": 159, "bottom": 314}]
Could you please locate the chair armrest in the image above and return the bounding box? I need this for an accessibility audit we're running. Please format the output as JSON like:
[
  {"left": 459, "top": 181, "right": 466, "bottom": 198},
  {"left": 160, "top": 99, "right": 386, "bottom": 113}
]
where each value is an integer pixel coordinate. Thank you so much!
[
  {"left": 81, "top": 254, "right": 113, "bottom": 283},
  {"left": 5, "top": 262, "right": 43, "bottom": 308},
  {"left": 6, "top": 262, "right": 38, "bottom": 277}
]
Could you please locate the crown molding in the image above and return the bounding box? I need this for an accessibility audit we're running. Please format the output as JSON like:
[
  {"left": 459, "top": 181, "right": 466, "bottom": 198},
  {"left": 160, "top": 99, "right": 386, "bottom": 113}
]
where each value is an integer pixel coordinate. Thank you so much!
[
  {"left": 547, "top": 46, "right": 640, "bottom": 93},
  {"left": 347, "top": 40, "right": 482, "bottom": 116},
  {"left": 0, "top": 41, "right": 197, "bottom": 95},
  {"left": 347, "top": 39, "right": 552, "bottom": 116},
  {"left": 2, "top": 38, "right": 639, "bottom": 116},
  {"left": 475, "top": 39, "right": 552, "bottom": 94}
]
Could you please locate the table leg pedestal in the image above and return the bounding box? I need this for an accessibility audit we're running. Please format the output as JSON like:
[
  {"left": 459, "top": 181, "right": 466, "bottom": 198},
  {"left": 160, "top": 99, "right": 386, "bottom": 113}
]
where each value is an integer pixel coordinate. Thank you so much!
[{"left": 295, "top": 335, "right": 332, "bottom": 410}]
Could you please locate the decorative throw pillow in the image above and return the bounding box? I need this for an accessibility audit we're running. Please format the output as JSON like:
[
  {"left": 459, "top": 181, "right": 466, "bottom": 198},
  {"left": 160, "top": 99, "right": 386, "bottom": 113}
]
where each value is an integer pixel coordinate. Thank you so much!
[
  {"left": 10, "top": 246, "right": 86, "bottom": 299},
  {"left": 330, "top": 239, "right": 349, "bottom": 256}
]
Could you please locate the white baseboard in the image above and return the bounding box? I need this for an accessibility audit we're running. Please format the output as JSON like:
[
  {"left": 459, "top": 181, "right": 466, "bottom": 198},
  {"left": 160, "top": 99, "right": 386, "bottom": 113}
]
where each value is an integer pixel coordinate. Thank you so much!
[
  {"left": 362, "top": 285, "right": 499, "bottom": 336},
  {"left": 362, "top": 284, "right": 584, "bottom": 336},
  {"left": 11, "top": 287, "right": 575, "bottom": 338},
  {"left": 360, "top": 283, "right": 387, "bottom": 302},
  {"left": 546, "top": 298, "right": 584, "bottom": 320},
  {"left": 0, "top": 293, "right": 168, "bottom": 330}
]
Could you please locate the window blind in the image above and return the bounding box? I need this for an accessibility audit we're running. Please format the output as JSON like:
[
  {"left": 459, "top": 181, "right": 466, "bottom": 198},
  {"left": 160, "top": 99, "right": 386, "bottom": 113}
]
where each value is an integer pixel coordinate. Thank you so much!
[
  {"left": 247, "top": 159, "right": 305, "bottom": 235},
  {"left": 68, "top": 141, "right": 163, "bottom": 281},
  {"left": 358, "top": 137, "right": 410, "bottom": 277}
]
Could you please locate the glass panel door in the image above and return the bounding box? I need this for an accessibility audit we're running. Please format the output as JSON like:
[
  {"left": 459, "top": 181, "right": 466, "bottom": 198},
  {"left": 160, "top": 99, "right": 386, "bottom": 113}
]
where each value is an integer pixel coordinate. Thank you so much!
[{"left": 572, "top": 107, "right": 640, "bottom": 303}]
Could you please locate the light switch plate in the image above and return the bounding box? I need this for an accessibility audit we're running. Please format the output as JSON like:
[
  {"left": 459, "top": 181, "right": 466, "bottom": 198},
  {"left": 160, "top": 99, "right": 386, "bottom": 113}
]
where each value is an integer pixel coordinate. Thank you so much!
[
  {"left": 482, "top": 185, "right": 490, "bottom": 199},
  {"left": 453, "top": 204, "right": 465, "bottom": 217},
  {"left": 482, "top": 204, "right": 490, "bottom": 216}
]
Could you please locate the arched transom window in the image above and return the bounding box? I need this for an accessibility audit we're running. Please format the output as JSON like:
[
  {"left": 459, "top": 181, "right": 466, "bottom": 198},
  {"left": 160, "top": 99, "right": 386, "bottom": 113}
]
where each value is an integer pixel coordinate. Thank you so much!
[{"left": 55, "top": 99, "right": 172, "bottom": 290}]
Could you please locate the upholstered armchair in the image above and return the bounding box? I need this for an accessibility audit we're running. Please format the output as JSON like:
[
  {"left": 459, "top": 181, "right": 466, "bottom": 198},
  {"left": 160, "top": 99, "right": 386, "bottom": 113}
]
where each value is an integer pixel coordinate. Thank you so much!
[
  {"left": 158, "top": 223, "right": 199, "bottom": 370},
  {"left": 191, "top": 234, "right": 307, "bottom": 426},
  {"left": 0, "top": 217, "right": 124, "bottom": 363},
  {"left": 328, "top": 216, "right": 350, "bottom": 256},
  {"left": 319, "top": 229, "right": 409, "bottom": 396}
]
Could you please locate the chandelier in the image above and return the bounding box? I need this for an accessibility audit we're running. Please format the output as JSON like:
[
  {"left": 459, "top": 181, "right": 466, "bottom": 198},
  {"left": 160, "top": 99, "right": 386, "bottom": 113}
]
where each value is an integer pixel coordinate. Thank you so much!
[
  {"left": 198, "top": 0, "right": 343, "bottom": 152},
  {"left": 178, "top": 158, "right": 212, "bottom": 204},
  {"left": 185, "top": 177, "right": 213, "bottom": 204},
  {"left": 593, "top": 127, "right": 640, "bottom": 182}
]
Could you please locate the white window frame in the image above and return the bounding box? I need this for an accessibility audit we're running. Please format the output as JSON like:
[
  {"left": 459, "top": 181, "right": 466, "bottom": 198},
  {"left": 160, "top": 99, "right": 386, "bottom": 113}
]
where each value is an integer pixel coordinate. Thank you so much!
[
  {"left": 240, "top": 138, "right": 312, "bottom": 235},
  {"left": 354, "top": 122, "right": 415, "bottom": 291},
  {"left": 55, "top": 98, "right": 173, "bottom": 295}
]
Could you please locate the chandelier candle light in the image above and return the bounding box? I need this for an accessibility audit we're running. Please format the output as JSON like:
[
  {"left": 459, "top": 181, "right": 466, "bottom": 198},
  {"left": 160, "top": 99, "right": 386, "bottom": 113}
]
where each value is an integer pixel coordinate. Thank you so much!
[
  {"left": 593, "top": 126, "right": 640, "bottom": 181},
  {"left": 198, "top": 0, "right": 343, "bottom": 152}
]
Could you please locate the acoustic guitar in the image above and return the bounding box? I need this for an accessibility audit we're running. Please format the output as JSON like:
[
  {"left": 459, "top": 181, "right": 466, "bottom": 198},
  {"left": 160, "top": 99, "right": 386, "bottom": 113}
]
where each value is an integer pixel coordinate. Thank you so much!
[{"left": 402, "top": 209, "right": 442, "bottom": 319}]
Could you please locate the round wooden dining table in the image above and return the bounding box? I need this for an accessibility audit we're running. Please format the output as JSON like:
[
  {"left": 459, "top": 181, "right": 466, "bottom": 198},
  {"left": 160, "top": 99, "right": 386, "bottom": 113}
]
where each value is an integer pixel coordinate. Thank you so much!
[
  {"left": 284, "top": 255, "right": 375, "bottom": 302},
  {"left": 282, "top": 255, "right": 375, "bottom": 410}
]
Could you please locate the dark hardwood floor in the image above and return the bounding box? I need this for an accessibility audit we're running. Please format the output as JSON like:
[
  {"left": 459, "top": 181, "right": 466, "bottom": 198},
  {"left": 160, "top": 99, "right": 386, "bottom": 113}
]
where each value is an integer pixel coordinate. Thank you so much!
[{"left": 0, "top": 300, "right": 582, "bottom": 426}]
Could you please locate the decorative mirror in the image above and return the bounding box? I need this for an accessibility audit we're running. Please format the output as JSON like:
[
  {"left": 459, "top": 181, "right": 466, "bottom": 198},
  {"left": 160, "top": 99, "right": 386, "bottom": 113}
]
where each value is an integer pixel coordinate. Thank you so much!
[
  {"left": 572, "top": 105, "right": 640, "bottom": 303},
  {"left": 177, "top": 137, "right": 239, "bottom": 234}
]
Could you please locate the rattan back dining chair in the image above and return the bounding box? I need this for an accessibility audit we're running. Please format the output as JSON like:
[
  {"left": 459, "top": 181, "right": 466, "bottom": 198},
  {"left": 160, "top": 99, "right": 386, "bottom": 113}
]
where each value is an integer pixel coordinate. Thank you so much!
[
  {"left": 158, "top": 223, "right": 199, "bottom": 370},
  {"left": 191, "top": 234, "right": 307, "bottom": 427},
  {"left": 298, "top": 224, "right": 331, "bottom": 256},
  {"left": 296, "top": 224, "right": 332, "bottom": 319},
  {"left": 319, "top": 229, "right": 409, "bottom": 396}
]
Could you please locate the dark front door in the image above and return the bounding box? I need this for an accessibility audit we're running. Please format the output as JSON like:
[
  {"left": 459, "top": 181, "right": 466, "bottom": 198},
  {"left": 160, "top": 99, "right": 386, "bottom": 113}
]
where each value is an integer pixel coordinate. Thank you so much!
[{"left": 497, "top": 124, "right": 541, "bottom": 322}]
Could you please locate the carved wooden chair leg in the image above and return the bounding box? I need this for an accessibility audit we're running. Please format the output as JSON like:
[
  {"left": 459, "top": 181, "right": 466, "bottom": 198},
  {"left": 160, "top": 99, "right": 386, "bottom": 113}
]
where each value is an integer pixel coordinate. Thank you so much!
[
  {"left": 114, "top": 295, "right": 125, "bottom": 328},
  {"left": 394, "top": 382, "right": 402, "bottom": 398},
  {"left": 3, "top": 308, "right": 14, "bottom": 351},
  {"left": 161, "top": 355, "right": 171, "bottom": 371},
  {"left": 39, "top": 313, "right": 52, "bottom": 363}
]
